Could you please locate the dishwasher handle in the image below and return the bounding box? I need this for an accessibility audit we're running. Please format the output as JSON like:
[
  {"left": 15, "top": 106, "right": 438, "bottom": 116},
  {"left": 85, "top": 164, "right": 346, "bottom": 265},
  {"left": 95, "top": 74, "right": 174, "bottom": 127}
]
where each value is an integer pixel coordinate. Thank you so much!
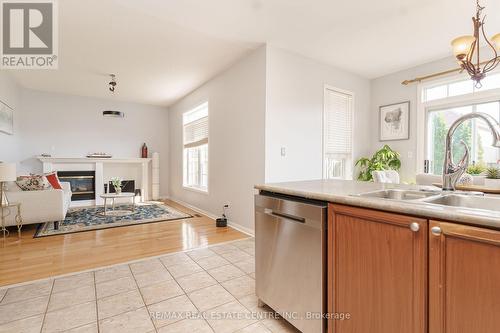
[
  {"left": 263, "top": 208, "right": 306, "bottom": 224},
  {"left": 255, "top": 194, "right": 326, "bottom": 230}
]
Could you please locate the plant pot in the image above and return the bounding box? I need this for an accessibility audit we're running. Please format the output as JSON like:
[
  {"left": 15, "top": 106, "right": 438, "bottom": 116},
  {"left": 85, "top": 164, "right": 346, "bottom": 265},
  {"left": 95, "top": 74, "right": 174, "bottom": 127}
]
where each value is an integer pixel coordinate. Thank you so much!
[
  {"left": 472, "top": 175, "right": 486, "bottom": 186},
  {"left": 484, "top": 178, "right": 500, "bottom": 189},
  {"left": 116, "top": 188, "right": 122, "bottom": 195}
]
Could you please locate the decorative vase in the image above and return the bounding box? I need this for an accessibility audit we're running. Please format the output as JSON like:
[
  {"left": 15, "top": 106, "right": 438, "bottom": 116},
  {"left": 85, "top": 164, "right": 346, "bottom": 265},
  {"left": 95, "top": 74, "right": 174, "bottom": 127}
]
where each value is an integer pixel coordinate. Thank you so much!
[
  {"left": 141, "top": 143, "right": 148, "bottom": 158},
  {"left": 457, "top": 173, "right": 474, "bottom": 186},
  {"left": 472, "top": 175, "right": 486, "bottom": 186},
  {"left": 116, "top": 187, "right": 122, "bottom": 195}
]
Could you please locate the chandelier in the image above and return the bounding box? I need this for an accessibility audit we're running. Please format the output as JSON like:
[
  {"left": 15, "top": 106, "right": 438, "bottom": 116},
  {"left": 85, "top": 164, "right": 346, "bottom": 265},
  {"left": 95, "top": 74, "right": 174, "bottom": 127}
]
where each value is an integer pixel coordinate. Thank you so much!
[{"left": 451, "top": 0, "right": 500, "bottom": 88}]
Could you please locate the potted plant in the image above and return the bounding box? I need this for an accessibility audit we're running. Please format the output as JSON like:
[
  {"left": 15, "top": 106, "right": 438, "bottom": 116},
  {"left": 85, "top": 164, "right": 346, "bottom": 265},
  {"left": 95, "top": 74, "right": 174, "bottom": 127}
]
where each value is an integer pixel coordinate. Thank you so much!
[
  {"left": 466, "top": 163, "right": 487, "bottom": 185},
  {"left": 110, "top": 177, "right": 123, "bottom": 194},
  {"left": 485, "top": 167, "right": 500, "bottom": 189},
  {"left": 355, "top": 145, "right": 401, "bottom": 182}
]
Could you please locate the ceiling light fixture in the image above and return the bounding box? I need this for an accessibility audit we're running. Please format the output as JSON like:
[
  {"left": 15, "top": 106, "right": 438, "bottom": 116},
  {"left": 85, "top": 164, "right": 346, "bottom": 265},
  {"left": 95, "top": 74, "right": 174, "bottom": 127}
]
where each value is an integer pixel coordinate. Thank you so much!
[
  {"left": 108, "top": 74, "right": 117, "bottom": 93},
  {"left": 451, "top": 0, "right": 500, "bottom": 88}
]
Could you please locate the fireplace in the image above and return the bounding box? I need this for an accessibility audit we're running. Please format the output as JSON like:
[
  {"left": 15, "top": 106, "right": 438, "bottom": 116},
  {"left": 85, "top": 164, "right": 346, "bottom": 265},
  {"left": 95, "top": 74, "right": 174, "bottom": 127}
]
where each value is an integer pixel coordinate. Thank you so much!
[{"left": 57, "top": 171, "right": 96, "bottom": 201}]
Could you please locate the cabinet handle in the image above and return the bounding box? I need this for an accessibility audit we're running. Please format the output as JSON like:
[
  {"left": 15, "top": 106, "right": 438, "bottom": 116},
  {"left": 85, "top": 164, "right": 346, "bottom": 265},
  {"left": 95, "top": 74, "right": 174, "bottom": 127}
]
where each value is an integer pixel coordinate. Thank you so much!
[
  {"left": 410, "top": 222, "right": 420, "bottom": 232},
  {"left": 431, "top": 226, "right": 442, "bottom": 236}
]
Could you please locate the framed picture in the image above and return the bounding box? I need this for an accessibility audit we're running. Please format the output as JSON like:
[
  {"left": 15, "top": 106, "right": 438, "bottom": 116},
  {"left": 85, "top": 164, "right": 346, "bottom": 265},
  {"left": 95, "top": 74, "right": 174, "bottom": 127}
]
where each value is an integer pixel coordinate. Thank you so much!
[
  {"left": 0, "top": 100, "right": 13, "bottom": 135},
  {"left": 379, "top": 101, "right": 410, "bottom": 141}
]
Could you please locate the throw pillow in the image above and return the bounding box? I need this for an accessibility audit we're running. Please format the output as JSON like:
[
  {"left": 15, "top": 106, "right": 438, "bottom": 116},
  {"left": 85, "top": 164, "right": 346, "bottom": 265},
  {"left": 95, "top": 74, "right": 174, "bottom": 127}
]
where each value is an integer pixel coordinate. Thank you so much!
[
  {"left": 16, "top": 174, "right": 51, "bottom": 191},
  {"left": 45, "top": 172, "right": 62, "bottom": 189}
]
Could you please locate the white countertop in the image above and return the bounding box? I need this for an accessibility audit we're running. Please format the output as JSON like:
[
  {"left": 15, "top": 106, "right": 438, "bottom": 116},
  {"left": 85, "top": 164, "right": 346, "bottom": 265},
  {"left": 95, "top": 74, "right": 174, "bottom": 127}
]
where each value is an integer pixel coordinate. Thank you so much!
[{"left": 255, "top": 179, "right": 500, "bottom": 230}]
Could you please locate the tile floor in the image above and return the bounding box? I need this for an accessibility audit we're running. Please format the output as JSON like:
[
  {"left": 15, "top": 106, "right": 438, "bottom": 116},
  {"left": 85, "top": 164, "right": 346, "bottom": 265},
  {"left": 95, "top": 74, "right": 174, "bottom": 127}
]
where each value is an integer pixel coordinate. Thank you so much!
[{"left": 0, "top": 238, "right": 299, "bottom": 333}]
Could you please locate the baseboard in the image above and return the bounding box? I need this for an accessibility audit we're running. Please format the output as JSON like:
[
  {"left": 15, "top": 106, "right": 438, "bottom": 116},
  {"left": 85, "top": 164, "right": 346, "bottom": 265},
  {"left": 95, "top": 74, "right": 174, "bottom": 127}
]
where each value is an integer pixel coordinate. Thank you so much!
[
  {"left": 227, "top": 221, "right": 254, "bottom": 236},
  {"left": 169, "top": 197, "right": 254, "bottom": 236}
]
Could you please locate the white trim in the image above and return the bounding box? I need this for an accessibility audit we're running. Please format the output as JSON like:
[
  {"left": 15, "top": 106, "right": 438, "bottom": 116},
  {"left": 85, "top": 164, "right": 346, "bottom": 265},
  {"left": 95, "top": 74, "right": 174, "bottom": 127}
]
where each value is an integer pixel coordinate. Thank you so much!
[
  {"left": 322, "top": 84, "right": 355, "bottom": 180},
  {"left": 416, "top": 82, "right": 426, "bottom": 174},
  {"left": 169, "top": 197, "right": 255, "bottom": 236}
]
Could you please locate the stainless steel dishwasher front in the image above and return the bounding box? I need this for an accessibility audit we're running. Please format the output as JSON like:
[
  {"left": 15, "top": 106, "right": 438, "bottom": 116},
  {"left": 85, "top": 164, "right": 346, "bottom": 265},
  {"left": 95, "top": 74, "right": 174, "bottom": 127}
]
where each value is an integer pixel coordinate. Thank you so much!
[{"left": 255, "top": 193, "right": 327, "bottom": 333}]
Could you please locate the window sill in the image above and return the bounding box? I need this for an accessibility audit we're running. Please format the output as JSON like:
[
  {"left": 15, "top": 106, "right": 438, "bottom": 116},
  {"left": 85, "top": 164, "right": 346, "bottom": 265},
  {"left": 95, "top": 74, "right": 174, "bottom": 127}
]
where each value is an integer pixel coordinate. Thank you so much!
[{"left": 183, "top": 186, "right": 209, "bottom": 195}]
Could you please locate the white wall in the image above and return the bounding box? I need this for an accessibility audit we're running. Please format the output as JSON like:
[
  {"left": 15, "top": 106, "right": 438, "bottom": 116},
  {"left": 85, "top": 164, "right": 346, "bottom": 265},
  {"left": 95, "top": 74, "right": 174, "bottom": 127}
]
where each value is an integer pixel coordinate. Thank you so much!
[
  {"left": 370, "top": 56, "right": 457, "bottom": 182},
  {"left": 168, "top": 46, "right": 266, "bottom": 234},
  {"left": 17, "top": 89, "right": 170, "bottom": 197},
  {"left": 0, "top": 72, "right": 21, "bottom": 163},
  {"left": 265, "top": 46, "right": 372, "bottom": 182}
]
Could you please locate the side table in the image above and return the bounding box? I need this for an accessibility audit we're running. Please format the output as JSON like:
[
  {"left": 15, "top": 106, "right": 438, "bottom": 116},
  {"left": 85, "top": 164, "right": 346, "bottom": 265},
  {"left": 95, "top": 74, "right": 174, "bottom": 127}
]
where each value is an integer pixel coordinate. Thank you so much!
[{"left": 1, "top": 202, "right": 23, "bottom": 239}]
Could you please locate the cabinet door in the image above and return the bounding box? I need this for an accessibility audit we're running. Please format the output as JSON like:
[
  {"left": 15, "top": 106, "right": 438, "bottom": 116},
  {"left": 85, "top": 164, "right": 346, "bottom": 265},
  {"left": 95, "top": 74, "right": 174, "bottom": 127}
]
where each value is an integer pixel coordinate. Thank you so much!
[
  {"left": 429, "top": 220, "right": 500, "bottom": 333},
  {"left": 328, "top": 204, "right": 427, "bottom": 333}
]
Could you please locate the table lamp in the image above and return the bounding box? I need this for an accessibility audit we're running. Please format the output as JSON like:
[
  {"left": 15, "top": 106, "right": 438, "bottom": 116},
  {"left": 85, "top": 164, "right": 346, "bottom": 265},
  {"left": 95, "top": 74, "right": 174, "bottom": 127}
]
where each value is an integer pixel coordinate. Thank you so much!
[{"left": 0, "top": 162, "right": 16, "bottom": 206}]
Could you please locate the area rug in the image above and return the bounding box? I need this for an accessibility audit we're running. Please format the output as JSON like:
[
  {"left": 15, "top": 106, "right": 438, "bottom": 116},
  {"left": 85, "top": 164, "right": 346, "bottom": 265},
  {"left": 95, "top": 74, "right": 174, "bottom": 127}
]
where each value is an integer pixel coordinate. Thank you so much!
[{"left": 34, "top": 203, "right": 192, "bottom": 237}]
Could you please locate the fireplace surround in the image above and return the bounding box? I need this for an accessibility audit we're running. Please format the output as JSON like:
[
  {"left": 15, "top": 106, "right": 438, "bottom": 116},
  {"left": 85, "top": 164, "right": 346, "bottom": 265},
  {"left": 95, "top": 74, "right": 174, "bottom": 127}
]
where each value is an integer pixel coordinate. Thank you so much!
[
  {"left": 57, "top": 171, "right": 96, "bottom": 201},
  {"left": 38, "top": 157, "right": 152, "bottom": 207}
]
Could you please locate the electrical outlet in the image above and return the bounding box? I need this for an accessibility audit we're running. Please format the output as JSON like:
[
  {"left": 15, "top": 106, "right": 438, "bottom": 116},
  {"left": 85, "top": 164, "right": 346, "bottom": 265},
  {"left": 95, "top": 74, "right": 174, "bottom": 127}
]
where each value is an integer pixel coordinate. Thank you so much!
[{"left": 280, "top": 147, "right": 286, "bottom": 157}]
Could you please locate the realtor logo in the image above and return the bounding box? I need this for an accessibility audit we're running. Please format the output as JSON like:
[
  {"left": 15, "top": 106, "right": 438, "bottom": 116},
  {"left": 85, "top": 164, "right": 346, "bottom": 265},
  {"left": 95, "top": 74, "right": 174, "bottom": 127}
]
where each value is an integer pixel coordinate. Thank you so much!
[{"left": 1, "top": 0, "right": 58, "bottom": 69}]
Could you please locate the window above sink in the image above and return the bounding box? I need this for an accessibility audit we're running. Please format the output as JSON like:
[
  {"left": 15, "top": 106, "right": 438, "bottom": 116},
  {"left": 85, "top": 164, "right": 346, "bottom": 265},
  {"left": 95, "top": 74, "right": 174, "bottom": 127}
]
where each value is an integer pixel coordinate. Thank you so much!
[{"left": 416, "top": 72, "right": 500, "bottom": 175}]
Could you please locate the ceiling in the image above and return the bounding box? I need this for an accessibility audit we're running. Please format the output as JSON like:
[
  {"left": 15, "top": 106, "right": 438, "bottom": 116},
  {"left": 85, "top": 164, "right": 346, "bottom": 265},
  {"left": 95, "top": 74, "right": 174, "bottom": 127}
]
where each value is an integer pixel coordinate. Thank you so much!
[{"left": 8, "top": 0, "right": 500, "bottom": 106}]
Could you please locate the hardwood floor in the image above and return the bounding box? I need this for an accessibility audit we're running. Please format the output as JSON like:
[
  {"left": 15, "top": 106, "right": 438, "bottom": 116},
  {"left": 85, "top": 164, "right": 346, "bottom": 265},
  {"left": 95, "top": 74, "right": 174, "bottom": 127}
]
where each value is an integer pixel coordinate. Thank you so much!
[{"left": 0, "top": 200, "right": 249, "bottom": 287}]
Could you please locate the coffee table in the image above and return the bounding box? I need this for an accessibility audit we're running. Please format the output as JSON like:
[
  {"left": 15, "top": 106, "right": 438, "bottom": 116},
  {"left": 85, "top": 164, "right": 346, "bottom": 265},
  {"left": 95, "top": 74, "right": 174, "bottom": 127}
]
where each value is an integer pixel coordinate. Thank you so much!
[{"left": 100, "top": 193, "right": 135, "bottom": 216}]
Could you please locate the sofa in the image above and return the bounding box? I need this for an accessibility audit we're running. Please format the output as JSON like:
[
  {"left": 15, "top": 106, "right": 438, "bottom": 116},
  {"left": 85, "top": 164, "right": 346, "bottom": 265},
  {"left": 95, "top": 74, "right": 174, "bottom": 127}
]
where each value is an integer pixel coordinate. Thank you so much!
[{"left": 3, "top": 182, "right": 72, "bottom": 229}]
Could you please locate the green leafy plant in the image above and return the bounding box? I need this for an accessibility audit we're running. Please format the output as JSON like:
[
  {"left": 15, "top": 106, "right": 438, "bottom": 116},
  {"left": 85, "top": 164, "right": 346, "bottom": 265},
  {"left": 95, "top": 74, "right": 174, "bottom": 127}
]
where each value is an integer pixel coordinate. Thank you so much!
[
  {"left": 486, "top": 167, "right": 500, "bottom": 179},
  {"left": 355, "top": 145, "right": 401, "bottom": 181},
  {"left": 466, "top": 163, "right": 487, "bottom": 175}
]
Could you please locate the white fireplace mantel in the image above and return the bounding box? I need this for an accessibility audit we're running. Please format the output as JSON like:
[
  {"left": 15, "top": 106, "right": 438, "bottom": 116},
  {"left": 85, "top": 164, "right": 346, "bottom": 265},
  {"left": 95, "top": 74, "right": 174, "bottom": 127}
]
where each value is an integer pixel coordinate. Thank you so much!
[
  {"left": 38, "top": 157, "right": 152, "bottom": 206},
  {"left": 38, "top": 157, "right": 152, "bottom": 164}
]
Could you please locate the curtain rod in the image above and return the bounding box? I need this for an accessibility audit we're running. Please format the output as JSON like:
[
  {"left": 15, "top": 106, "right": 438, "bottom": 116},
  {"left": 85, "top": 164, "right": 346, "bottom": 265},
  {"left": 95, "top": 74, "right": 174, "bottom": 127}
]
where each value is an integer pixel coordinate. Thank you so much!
[{"left": 401, "top": 58, "right": 497, "bottom": 85}]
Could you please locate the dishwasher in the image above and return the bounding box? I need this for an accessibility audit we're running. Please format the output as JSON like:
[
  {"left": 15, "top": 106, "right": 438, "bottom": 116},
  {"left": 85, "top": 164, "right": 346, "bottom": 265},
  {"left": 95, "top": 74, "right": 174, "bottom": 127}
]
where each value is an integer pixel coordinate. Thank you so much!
[{"left": 255, "top": 192, "right": 327, "bottom": 333}]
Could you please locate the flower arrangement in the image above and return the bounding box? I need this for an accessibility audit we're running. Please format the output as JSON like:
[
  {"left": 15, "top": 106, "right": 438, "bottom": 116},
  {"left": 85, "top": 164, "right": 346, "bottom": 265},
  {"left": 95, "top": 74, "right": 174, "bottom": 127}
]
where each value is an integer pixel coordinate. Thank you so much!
[{"left": 110, "top": 177, "right": 123, "bottom": 194}]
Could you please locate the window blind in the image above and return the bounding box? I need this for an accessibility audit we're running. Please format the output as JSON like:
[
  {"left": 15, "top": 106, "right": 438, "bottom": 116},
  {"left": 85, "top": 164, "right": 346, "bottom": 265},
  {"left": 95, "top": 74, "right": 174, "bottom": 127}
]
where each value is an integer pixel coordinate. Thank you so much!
[
  {"left": 184, "top": 116, "right": 208, "bottom": 148},
  {"left": 324, "top": 89, "right": 353, "bottom": 157},
  {"left": 183, "top": 103, "right": 208, "bottom": 149}
]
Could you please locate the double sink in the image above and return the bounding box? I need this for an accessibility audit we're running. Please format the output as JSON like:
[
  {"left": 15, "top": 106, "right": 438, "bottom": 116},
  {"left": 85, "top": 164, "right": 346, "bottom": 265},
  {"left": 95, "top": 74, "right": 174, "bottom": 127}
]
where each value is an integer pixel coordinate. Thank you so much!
[{"left": 357, "top": 189, "right": 500, "bottom": 213}]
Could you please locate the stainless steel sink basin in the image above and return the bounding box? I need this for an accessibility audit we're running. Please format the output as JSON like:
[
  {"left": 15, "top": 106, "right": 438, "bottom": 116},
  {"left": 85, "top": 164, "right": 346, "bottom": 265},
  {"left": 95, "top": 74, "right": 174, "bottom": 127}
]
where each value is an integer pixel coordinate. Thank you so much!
[
  {"left": 357, "top": 189, "right": 440, "bottom": 200},
  {"left": 423, "top": 194, "right": 500, "bottom": 212}
]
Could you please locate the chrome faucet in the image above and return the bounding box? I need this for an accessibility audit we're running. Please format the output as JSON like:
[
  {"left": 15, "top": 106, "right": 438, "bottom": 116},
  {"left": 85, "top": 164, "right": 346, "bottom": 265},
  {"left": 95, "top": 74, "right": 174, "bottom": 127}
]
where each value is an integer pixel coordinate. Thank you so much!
[{"left": 442, "top": 112, "right": 500, "bottom": 191}]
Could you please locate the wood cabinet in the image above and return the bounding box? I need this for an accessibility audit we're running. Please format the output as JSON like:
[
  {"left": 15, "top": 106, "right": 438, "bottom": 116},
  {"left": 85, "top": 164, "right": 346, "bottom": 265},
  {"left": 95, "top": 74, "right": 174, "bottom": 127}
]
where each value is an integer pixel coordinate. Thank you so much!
[
  {"left": 429, "top": 220, "right": 500, "bottom": 333},
  {"left": 328, "top": 204, "right": 427, "bottom": 333}
]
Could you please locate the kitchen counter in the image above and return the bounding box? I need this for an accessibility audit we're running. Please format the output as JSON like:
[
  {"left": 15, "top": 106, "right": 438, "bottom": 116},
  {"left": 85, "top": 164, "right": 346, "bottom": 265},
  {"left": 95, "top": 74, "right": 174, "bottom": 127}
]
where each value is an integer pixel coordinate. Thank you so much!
[{"left": 255, "top": 179, "right": 500, "bottom": 230}]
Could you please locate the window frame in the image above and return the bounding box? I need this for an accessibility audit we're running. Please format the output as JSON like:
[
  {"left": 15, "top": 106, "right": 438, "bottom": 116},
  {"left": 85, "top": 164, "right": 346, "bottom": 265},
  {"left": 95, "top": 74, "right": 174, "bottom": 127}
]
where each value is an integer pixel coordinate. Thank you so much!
[
  {"left": 182, "top": 102, "right": 209, "bottom": 194},
  {"left": 322, "top": 85, "right": 355, "bottom": 180},
  {"left": 416, "top": 72, "right": 500, "bottom": 174}
]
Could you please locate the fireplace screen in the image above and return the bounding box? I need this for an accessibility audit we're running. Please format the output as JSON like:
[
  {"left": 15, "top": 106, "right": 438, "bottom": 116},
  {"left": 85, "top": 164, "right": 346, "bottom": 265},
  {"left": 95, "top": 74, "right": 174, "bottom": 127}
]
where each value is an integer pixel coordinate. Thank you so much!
[{"left": 57, "top": 171, "right": 96, "bottom": 201}]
